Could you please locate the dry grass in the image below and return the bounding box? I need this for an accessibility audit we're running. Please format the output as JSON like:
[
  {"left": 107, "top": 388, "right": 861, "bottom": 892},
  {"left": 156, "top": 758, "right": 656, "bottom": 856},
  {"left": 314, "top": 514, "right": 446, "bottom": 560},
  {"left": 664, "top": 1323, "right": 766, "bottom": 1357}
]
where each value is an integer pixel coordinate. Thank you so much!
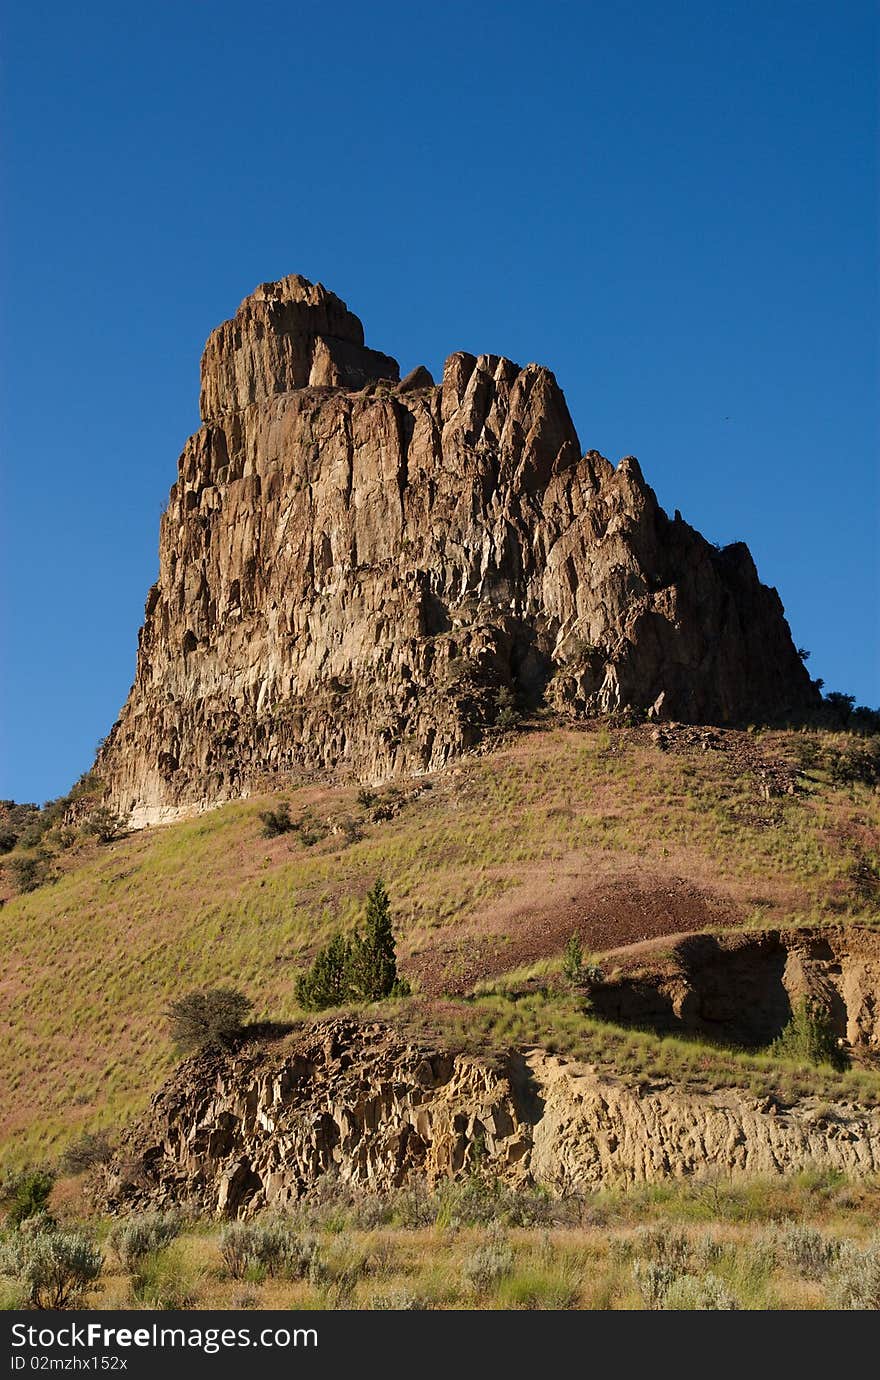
[
  {"left": 14, "top": 1171, "right": 880, "bottom": 1311},
  {"left": 1, "top": 724, "right": 878, "bottom": 1163}
]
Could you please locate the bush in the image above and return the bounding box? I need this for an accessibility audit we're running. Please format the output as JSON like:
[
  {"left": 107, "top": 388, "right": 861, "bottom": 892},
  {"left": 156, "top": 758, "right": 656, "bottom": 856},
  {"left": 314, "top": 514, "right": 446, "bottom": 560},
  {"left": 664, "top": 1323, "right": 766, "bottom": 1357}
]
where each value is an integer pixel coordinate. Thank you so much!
[
  {"left": 563, "top": 933, "right": 583, "bottom": 983},
  {"left": 81, "top": 807, "right": 124, "bottom": 844},
  {"left": 165, "top": 988, "right": 253, "bottom": 1053},
  {"left": 58, "top": 1131, "right": 114, "bottom": 1177},
  {"left": 0, "top": 1224, "right": 102, "bottom": 1309},
  {"left": 6, "top": 854, "right": 50, "bottom": 894},
  {"left": 295, "top": 879, "right": 409, "bottom": 1011},
  {"left": 773, "top": 1223, "right": 841, "bottom": 1280},
  {"left": 832, "top": 1243, "right": 880, "bottom": 1309},
  {"left": 463, "top": 1229, "right": 514, "bottom": 1294},
  {"left": 494, "top": 686, "right": 521, "bottom": 730},
  {"left": 258, "top": 803, "right": 294, "bottom": 838},
  {"left": 662, "top": 1272, "right": 739, "bottom": 1310},
  {"left": 219, "top": 1219, "right": 315, "bottom": 1281},
  {"left": 770, "top": 1000, "right": 848, "bottom": 1071},
  {"left": 1, "top": 1169, "right": 55, "bottom": 1228},
  {"left": 108, "top": 1213, "right": 181, "bottom": 1270}
]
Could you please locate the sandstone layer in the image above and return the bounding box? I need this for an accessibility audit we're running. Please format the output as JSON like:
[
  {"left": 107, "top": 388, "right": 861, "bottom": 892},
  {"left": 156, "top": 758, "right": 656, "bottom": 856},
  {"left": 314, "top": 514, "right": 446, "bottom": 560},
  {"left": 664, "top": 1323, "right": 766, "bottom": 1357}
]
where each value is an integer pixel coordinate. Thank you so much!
[
  {"left": 97, "top": 274, "right": 817, "bottom": 823},
  {"left": 95, "top": 1017, "right": 880, "bottom": 1219}
]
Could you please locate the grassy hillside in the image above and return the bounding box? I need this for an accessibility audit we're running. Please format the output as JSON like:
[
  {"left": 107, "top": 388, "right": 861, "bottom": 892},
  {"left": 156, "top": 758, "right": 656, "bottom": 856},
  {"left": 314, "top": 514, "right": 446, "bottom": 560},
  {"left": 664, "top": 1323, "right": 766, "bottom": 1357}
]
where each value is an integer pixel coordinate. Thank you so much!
[{"left": 2, "top": 722, "right": 878, "bottom": 1163}]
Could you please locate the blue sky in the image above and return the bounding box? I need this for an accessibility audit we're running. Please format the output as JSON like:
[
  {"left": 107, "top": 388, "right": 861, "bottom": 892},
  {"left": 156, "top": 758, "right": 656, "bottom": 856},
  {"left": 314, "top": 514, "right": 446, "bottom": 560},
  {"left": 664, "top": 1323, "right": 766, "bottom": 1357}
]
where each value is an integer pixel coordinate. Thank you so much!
[{"left": 1, "top": 0, "right": 877, "bottom": 803}]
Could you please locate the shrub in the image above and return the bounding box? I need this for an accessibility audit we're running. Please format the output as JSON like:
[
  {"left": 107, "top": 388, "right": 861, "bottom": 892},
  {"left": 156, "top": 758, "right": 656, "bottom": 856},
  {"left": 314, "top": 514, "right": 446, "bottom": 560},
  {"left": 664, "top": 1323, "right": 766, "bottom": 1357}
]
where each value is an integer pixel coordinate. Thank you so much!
[
  {"left": 108, "top": 1213, "right": 181, "bottom": 1270},
  {"left": 0, "top": 1224, "right": 102, "bottom": 1309},
  {"left": 773, "top": 1223, "right": 841, "bottom": 1280},
  {"left": 165, "top": 988, "right": 253, "bottom": 1053},
  {"left": 219, "top": 1220, "right": 315, "bottom": 1281},
  {"left": 81, "top": 806, "right": 124, "bottom": 843},
  {"left": 662, "top": 1272, "right": 739, "bottom": 1310},
  {"left": 832, "top": 1243, "right": 880, "bottom": 1309},
  {"left": 770, "top": 1000, "right": 848, "bottom": 1071},
  {"left": 7, "top": 854, "right": 50, "bottom": 894},
  {"left": 563, "top": 933, "right": 583, "bottom": 983},
  {"left": 1, "top": 1169, "right": 55, "bottom": 1228},
  {"left": 0, "top": 830, "right": 17, "bottom": 855},
  {"left": 463, "top": 1229, "right": 514, "bottom": 1294},
  {"left": 258, "top": 803, "right": 294, "bottom": 838},
  {"left": 494, "top": 686, "right": 521, "bottom": 730},
  {"left": 58, "top": 1131, "right": 114, "bottom": 1177},
  {"left": 632, "top": 1259, "right": 678, "bottom": 1309}
]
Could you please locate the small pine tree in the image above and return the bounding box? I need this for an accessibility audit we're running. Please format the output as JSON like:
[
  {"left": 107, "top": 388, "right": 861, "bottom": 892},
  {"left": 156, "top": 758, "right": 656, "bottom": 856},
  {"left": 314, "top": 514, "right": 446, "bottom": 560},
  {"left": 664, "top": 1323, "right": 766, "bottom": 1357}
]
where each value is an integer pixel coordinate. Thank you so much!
[
  {"left": 348, "top": 879, "right": 399, "bottom": 1001},
  {"left": 294, "top": 879, "right": 409, "bottom": 1011},
  {"left": 770, "top": 999, "right": 848, "bottom": 1071},
  {"left": 563, "top": 933, "right": 584, "bottom": 983},
  {"left": 295, "top": 933, "right": 352, "bottom": 1011}
]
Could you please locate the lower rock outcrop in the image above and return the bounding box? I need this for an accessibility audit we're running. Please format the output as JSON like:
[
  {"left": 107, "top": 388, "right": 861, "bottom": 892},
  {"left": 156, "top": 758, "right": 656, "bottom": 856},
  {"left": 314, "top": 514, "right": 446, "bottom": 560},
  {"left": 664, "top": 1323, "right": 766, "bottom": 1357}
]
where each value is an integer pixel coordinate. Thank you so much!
[{"left": 94, "top": 1017, "right": 880, "bottom": 1218}]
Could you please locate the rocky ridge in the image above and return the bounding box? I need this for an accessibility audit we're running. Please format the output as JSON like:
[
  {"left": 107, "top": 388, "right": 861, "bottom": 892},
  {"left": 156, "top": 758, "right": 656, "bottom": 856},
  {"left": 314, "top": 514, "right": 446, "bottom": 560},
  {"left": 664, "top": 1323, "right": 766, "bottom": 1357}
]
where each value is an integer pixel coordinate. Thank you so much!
[
  {"left": 95, "top": 1016, "right": 880, "bottom": 1219},
  {"left": 97, "top": 274, "right": 817, "bottom": 824}
]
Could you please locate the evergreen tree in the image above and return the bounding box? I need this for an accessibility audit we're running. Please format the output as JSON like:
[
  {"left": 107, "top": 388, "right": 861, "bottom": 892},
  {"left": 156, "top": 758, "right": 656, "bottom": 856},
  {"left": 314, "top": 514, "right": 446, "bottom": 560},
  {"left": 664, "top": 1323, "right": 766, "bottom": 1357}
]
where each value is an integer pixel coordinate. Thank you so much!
[
  {"left": 349, "top": 878, "right": 399, "bottom": 1001},
  {"left": 295, "top": 933, "right": 352, "bottom": 1011}
]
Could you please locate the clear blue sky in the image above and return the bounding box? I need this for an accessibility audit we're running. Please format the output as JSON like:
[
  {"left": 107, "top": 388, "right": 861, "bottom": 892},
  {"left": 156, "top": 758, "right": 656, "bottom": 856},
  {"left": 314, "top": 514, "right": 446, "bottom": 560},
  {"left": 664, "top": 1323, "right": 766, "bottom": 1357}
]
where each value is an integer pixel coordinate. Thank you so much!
[{"left": 1, "top": 1, "right": 877, "bottom": 804}]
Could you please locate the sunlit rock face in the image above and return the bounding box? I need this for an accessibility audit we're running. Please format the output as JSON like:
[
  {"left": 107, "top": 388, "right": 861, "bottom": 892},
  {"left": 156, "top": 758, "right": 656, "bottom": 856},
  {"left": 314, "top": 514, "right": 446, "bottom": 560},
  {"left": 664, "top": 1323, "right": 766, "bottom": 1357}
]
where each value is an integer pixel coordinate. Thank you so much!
[{"left": 97, "top": 274, "right": 816, "bottom": 822}]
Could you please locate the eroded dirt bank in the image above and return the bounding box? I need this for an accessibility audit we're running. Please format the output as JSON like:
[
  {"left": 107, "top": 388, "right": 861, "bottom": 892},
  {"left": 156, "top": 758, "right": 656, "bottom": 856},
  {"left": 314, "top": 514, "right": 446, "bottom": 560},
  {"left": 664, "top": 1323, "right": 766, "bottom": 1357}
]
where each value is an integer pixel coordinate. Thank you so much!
[{"left": 590, "top": 923, "right": 880, "bottom": 1053}]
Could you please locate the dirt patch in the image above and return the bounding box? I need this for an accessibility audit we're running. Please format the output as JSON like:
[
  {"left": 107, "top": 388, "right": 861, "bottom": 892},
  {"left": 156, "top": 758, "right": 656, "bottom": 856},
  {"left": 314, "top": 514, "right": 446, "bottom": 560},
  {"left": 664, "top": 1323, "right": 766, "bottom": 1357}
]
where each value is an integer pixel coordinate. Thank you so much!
[{"left": 408, "top": 861, "right": 739, "bottom": 996}]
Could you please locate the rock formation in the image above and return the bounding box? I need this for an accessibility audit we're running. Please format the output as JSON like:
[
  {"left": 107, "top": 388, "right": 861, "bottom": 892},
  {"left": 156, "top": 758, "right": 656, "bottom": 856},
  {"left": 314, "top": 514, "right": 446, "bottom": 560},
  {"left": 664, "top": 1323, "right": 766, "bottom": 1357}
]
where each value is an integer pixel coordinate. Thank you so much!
[
  {"left": 97, "top": 273, "right": 817, "bottom": 824},
  {"left": 94, "top": 1015, "right": 880, "bottom": 1219}
]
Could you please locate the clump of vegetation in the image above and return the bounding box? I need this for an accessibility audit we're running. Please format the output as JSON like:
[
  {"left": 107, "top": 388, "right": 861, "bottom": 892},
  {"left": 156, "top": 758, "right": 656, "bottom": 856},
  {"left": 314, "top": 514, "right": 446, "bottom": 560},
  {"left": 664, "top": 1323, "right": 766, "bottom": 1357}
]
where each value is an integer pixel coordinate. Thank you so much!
[
  {"left": 258, "top": 803, "right": 294, "bottom": 838},
  {"left": 128, "top": 1243, "right": 200, "bottom": 1309},
  {"left": 1, "top": 1168, "right": 55, "bottom": 1228},
  {"left": 563, "top": 933, "right": 584, "bottom": 982},
  {"left": 219, "top": 1219, "right": 316, "bottom": 1281},
  {"left": 6, "top": 852, "right": 53, "bottom": 894},
  {"left": 772, "top": 1223, "right": 841, "bottom": 1280},
  {"left": 165, "top": 988, "right": 254, "bottom": 1053},
  {"left": 108, "top": 1212, "right": 181, "bottom": 1270},
  {"left": 81, "top": 806, "right": 124, "bottom": 843},
  {"left": 562, "top": 934, "right": 603, "bottom": 990},
  {"left": 58, "top": 1130, "right": 115, "bottom": 1176},
  {"left": 832, "top": 1242, "right": 880, "bottom": 1309},
  {"left": 463, "top": 1227, "right": 514, "bottom": 1294},
  {"left": 295, "top": 879, "right": 410, "bottom": 1011},
  {"left": 494, "top": 685, "right": 521, "bottom": 730},
  {"left": 770, "top": 1000, "right": 848, "bottom": 1071},
  {"left": 0, "top": 1221, "right": 103, "bottom": 1309},
  {"left": 661, "top": 1272, "right": 739, "bottom": 1310}
]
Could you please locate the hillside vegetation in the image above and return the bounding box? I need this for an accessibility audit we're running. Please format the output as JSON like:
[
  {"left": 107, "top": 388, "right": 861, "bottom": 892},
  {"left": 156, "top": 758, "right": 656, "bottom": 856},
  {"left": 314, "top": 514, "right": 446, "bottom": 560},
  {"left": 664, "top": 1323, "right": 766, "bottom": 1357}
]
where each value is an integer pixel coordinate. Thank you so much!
[{"left": 2, "top": 722, "right": 879, "bottom": 1164}]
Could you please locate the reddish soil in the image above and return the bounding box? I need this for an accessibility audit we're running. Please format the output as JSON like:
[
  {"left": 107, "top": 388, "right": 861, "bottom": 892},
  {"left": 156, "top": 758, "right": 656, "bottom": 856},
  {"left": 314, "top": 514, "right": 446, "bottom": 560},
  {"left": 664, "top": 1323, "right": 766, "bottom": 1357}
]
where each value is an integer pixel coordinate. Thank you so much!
[{"left": 407, "top": 862, "right": 740, "bottom": 996}]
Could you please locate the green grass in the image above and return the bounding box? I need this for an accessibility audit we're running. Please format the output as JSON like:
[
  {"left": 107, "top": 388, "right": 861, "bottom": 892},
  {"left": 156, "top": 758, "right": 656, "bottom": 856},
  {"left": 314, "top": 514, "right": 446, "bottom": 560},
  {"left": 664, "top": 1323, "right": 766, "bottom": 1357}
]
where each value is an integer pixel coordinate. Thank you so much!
[{"left": 1, "top": 724, "right": 879, "bottom": 1163}]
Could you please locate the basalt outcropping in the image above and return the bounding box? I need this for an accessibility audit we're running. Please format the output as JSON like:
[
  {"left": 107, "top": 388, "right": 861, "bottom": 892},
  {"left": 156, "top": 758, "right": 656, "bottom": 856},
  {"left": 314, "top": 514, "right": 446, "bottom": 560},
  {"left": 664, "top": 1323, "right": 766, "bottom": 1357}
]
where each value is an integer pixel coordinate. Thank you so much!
[
  {"left": 97, "top": 274, "right": 817, "bottom": 824},
  {"left": 94, "top": 1015, "right": 880, "bottom": 1219}
]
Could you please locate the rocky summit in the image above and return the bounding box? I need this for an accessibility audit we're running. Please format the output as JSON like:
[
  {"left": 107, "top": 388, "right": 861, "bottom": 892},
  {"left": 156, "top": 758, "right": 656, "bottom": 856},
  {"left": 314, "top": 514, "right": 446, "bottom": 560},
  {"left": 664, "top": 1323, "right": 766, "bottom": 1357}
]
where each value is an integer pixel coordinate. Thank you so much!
[{"left": 98, "top": 274, "right": 816, "bottom": 824}]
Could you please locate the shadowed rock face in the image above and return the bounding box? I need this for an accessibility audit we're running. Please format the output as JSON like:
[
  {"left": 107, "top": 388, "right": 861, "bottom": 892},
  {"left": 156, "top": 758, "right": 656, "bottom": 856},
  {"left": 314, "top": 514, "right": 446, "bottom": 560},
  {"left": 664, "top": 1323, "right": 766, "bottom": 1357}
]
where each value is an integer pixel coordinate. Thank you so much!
[{"left": 98, "top": 274, "right": 817, "bottom": 823}]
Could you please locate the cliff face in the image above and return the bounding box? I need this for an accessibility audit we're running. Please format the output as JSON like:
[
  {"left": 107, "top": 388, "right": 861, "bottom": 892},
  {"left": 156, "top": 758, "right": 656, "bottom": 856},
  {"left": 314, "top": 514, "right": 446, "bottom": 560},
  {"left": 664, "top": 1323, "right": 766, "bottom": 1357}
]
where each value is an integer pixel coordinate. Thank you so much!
[
  {"left": 98, "top": 274, "right": 816, "bottom": 823},
  {"left": 94, "top": 1018, "right": 880, "bottom": 1219}
]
